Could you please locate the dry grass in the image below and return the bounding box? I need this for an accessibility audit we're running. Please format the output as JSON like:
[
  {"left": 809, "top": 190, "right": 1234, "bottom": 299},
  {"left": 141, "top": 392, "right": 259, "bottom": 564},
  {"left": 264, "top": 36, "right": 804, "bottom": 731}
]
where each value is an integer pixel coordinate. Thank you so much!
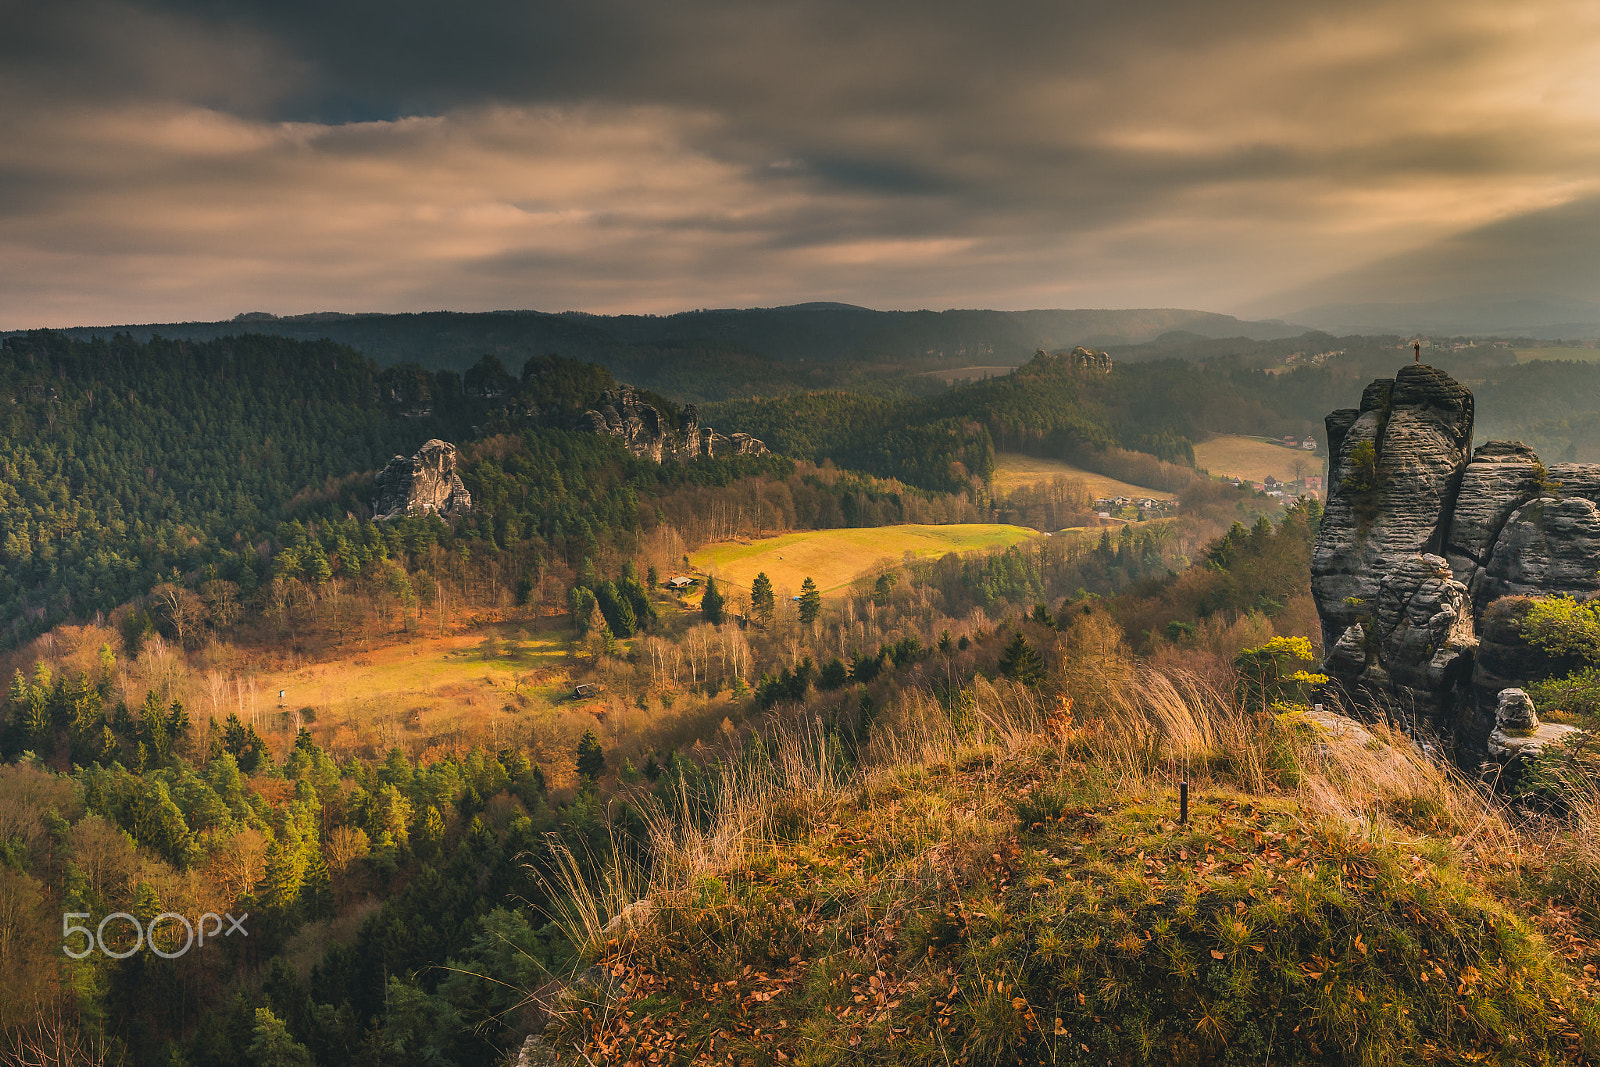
[
  {"left": 689, "top": 524, "right": 1040, "bottom": 600},
  {"left": 246, "top": 622, "right": 573, "bottom": 758},
  {"left": 532, "top": 662, "right": 1600, "bottom": 1065},
  {"left": 989, "top": 452, "right": 1174, "bottom": 499},
  {"left": 1194, "top": 434, "right": 1318, "bottom": 483}
]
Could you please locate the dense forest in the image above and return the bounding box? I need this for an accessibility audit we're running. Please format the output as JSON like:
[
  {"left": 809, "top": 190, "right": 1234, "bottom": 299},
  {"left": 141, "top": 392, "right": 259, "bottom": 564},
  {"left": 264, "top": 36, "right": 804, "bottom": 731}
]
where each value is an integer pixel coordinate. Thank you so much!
[{"left": 0, "top": 334, "right": 990, "bottom": 649}]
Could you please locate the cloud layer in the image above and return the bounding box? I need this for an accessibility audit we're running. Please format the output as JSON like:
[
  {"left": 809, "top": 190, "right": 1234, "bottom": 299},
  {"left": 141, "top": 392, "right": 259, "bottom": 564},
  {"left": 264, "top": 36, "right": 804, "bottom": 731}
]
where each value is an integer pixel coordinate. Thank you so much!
[{"left": 4, "top": 0, "right": 1600, "bottom": 327}]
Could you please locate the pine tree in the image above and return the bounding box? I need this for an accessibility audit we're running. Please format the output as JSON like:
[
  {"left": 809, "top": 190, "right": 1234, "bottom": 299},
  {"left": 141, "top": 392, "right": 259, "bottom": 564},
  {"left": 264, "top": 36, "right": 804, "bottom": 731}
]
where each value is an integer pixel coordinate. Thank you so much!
[
  {"left": 247, "top": 1007, "right": 313, "bottom": 1067},
  {"left": 576, "top": 729, "right": 605, "bottom": 783},
  {"left": 701, "top": 576, "right": 725, "bottom": 624},
  {"left": 417, "top": 804, "right": 446, "bottom": 860},
  {"left": 998, "top": 631, "right": 1045, "bottom": 686},
  {"left": 751, "top": 572, "right": 775, "bottom": 621},
  {"left": 798, "top": 577, "right": 821, "bottom": 625}
]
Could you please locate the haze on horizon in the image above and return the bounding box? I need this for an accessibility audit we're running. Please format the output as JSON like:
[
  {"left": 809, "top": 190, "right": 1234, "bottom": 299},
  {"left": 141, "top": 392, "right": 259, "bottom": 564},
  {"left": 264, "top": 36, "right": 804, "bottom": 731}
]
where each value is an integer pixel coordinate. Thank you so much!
[{"left": 4, "top": 0, "right": 1600, "bottom": 331}]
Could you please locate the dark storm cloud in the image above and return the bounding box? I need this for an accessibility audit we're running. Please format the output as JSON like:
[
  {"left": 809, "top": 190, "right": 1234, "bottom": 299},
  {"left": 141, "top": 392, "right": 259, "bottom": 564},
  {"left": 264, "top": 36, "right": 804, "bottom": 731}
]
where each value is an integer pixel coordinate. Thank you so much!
[{"left": 2, "top": 0, "right": 1599, "bottom": 326}]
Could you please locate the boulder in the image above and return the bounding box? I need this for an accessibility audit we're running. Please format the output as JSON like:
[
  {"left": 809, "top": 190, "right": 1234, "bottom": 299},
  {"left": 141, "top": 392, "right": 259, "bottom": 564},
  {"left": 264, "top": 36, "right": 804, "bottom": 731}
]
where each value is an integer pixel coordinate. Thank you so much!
[
  {"left": 1487, "top": 686, "right": 1580, "bottom": 763},
  {"left": 372, "top": 440, "right": 472, "bottom": 520}
]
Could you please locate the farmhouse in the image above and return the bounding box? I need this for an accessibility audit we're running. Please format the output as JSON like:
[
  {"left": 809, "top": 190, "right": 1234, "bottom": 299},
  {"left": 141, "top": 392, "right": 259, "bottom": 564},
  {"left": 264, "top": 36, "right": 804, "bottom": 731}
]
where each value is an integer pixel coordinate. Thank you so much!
[
  {"left": 665, "top": 576, "right": 696, "bottom": 590},
  {"left": 1301, "top": 437, "right": 1316, "bottom": 450}
]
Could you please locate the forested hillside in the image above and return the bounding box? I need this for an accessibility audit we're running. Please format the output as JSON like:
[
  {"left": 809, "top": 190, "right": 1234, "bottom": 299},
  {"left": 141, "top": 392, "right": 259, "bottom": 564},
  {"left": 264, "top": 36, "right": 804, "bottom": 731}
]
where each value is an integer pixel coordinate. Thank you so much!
[
  {"left": 24, "top": 305, "right": 1299, "bottom": 395},
  {"left": 704, "top": 349, "right": 1319, "bottom": 494},
  {"left": 0, "top": 333, "right": 999, "bottom": 649}
]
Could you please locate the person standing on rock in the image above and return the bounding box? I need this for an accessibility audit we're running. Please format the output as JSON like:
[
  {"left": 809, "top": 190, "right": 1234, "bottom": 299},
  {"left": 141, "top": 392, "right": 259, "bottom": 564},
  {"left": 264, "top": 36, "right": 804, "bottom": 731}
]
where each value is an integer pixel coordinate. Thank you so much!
[{"left": 1414, "top": 341, "right": 1420, "bottom": 363}]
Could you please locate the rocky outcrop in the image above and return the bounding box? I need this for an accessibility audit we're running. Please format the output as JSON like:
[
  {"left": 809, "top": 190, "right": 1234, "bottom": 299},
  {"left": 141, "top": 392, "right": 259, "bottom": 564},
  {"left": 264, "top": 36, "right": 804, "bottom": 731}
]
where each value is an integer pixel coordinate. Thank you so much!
[
  {"left": 372, "top": 439, "right": 472, "bottom": 519},
  {"left": 581, "top": 386, "right": 769, "bottom": 463},
  {"left": 1442, "top": 441, "right": 1544, "bottom": 605},
  {"left": 581, "top": 388, "right": 673, "bottom": 461},
  {"left": 1311, "top": 365, "right": 1474, "bottom": 658},
  {"left": 1487, "top": 687, "right": 1581, "bottom": 764},
  {"left": 1065, "top": 346, "right": 1114, "bottom": 372},
  {"left": 1312, "top": 363, "right": 1600, "bottom": 760}
]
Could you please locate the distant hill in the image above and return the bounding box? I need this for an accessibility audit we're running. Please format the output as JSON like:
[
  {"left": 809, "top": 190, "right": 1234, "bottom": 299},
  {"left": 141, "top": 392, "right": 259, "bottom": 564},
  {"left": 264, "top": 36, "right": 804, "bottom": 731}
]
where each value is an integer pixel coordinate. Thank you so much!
[
  {"left": 1259, "top": 194, "right": 1600, "bottom": 337},
  {"left": 1285, "top": 294, "right": 1600, "bottom": 338},
  {"left": 4, "top": 304, "right": 1301, "bottom": 400}
]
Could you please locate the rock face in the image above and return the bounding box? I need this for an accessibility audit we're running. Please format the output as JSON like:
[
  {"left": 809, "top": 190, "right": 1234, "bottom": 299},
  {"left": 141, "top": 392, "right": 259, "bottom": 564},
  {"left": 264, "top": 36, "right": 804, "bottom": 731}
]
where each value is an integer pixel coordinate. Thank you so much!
[
  {"left": 1487, "top": 687, "right": 1581, "bottom": 764},
  {"left": 371, "top": 439, "right": 473, "bottom": 520},
  {"left": 1312, "top": 365, "right": 1474, "bottom": 666},
  {"left": 1311, "top": 363, "right": 1600, "bottom": 759},
  {"left": 581, "top": 386, "right": 769, "bottom": 463}
]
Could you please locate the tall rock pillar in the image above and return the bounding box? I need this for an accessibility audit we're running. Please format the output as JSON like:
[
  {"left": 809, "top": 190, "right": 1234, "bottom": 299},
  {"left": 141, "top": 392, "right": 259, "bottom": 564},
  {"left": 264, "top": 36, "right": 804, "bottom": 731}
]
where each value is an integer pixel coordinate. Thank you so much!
[{"left": 1311, "top": 365, "right": 1475, "bottom": 727}]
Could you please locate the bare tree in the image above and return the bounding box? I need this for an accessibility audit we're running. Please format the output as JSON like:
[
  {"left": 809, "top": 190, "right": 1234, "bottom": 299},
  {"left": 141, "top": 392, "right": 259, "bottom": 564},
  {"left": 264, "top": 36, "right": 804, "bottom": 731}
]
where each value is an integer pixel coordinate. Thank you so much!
[
  {"left": 67, "top": 815, "right": 137, "bottom": 907},
  {"left": 151, "top": 582, "right": 206, "bottom": 650}
]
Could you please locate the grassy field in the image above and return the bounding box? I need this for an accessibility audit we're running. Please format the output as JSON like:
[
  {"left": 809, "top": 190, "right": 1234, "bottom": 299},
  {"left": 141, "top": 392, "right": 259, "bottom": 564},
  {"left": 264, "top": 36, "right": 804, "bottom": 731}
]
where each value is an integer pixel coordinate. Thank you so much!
[
  {"left": 920, "top": 364, "right": 1021, "bottom": 383},
  {"left": 990, "top": 452, "right": 1174, "bottom": 499},
  {"left": 1195, "top": 434, "right": 1318, "bottom": 483},
  {"left": 689, "top": 523, "right": 1041, "bottom": 597},
  {"left": 1516, "top": 347, "right": 1600, "bottom": 362},
  {"left": 251, "top": 623, "right": 582, "bottom": 764}
]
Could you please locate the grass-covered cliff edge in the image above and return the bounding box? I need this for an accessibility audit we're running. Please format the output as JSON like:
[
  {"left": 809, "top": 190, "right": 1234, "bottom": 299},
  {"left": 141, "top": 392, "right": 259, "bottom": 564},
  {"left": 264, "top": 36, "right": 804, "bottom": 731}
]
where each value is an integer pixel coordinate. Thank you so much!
[{"left": 525, "top": 656, "right": 1600, "bottom": 1066}]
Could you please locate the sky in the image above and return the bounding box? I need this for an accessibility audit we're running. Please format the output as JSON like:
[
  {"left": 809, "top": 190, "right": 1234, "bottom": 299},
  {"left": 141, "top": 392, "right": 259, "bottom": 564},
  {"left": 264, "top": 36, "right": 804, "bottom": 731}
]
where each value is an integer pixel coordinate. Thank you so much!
[{"left": 4, "top": 0, "right": 1600, "bottom": 329}]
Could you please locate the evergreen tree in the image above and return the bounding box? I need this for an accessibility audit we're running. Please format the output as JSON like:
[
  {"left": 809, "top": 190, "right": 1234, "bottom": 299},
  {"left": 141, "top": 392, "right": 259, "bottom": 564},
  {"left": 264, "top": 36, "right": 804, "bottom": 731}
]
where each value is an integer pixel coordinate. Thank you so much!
[
  {"left": 416, "top": 805, "right": 446, "bottom": 861},
  {"left": 998, "top": 631, "right": 1045, "bottom": 686},
  {"left": 576, "top": 729, "right": 605, "bottom": 783},
  {"left": 750, "top": 572, "right": 775, "bottom": 621},
  {"left": 701, "top": 576, "right": 725, "bottom": 624},
  {"left": 246, "top": 1007, "right": 313, "bottom": 1067},
  {"left": 798, "top": 577, "right": 821, "bottom": 625}
]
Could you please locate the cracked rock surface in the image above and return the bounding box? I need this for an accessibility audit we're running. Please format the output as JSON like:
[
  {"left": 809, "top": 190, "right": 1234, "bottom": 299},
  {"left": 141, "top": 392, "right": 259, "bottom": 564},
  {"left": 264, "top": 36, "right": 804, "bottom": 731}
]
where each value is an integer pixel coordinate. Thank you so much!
[
  {"left": 1311, "top": 364, "right": 1600, "bottom": 758},
  {"left": 372, "top": 439, "right": 472, "bottom": 519}
]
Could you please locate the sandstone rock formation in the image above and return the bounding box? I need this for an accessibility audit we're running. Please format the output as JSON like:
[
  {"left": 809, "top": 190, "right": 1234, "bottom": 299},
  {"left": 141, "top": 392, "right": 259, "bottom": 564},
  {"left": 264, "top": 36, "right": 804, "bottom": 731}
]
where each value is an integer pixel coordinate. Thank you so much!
[
  {"left": 1486, "top": 687, "right": 1580, "bottom": 763},
  {"left": 371, "top": 439, "right": 473, "bottom": 520},
  {"left": 1311, "top": 364, "right": 1600, "bottom": 759},
  {"left": 581, "top": 386, "right": 769, "bottom": 463}
]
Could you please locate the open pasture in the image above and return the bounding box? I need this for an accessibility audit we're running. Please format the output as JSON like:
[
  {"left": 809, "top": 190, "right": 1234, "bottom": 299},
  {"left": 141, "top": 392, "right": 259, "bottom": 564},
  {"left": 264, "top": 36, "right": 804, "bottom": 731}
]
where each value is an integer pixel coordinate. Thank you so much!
[
  {"left": 1194, "top": 434, "right": 1316, "bottom": 484},
  {"left": 1515, "top": 347, "right": 1600, "bottom": 363},
  {"left": 990, "top": 452, "right": 1174, "bottom": 500},
  {"left": 689, "top": 523, "right": 1041, "bottom": 597},
  {"left": 921, "top": 364, "right": 1022, "bottom": 383},
  {"left": 252, "top": 623, "right": 586, "bottom": 763}
]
